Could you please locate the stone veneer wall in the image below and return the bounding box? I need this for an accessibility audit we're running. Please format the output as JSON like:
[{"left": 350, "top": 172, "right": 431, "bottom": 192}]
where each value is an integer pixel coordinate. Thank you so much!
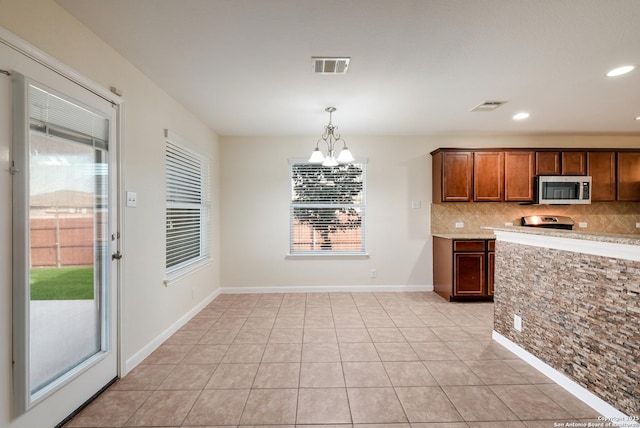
[
  {"left": 431, "top": 202, "right": 640, "bottom": 235},
  {"left": 494, "top": 240, "right": 640, "bottom": 416}
]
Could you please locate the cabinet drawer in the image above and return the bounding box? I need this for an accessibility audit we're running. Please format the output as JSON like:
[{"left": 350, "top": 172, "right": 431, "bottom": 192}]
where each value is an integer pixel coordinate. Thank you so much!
[
  {"left": 454, "top": 241, "right": 485, "bottom": 251},
  {"left": 487, "top": 240, "right": 495, "bottom": 251}
]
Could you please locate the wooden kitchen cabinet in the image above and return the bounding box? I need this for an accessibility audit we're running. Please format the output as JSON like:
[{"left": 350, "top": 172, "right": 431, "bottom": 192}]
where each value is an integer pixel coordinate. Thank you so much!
[
  {"left": 432, "top": 150, "right": 473, "bottom": 202},
  {"left": 536, "top": 151, "right": 560, "bottom": 175},
  {"left": 617, "top": 152, "right": 640, "bottom": 201},
  {"left": 474, "top": 151, "right": 504, "bottom": 201},
  {"left": 562, "top": 151, "right": 586, "bottom": 175},
  {"left": 433, "top": 237, "right": 495, "bottom": 301},
  {"left": 504, "top": 151, "right": 535, "bottom": 201},
  {"left": 587, "top": 151, "right": 616, "bottom": 201}
]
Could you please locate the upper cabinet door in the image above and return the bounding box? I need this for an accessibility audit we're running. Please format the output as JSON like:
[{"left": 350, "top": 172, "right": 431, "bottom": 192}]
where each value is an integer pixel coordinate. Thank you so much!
[
  {"left": 504, "top": 151, "right": 535, "bottom": 201},
  {"left": 535, "top": 152, "right": 560, "bottom": 175},
  {"left": 562, "top": 152, "right": 587, "bottom": 175},
  {"left": 433, "top": 151, "right": 473, "bottom": 202},
  {"left": 587, "top": 151, "right": 616, "bottom": 201},
  {"left": 474, "top": 152, "right": 504, "bottom": 201},
  {"left": 617, "top": 152, "right": 640, "bottom": 201}
]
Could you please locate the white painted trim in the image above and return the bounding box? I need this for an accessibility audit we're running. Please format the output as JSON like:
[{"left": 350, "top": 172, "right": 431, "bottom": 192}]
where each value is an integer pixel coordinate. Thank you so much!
[
  {"left": 124, "top": 288, "right": 221, "bottom": 374},
  {"left": 0, "top": 26, "right": 122, "bottom": 104},
  {"left": 492, "top": 331, "right": 639, "bottom": 428},
  {"left": 221, "top": 284, "right": 433, "bottom": 294},
  {"left": 494, "top": 230, "right": 640, "bottom": 262}
]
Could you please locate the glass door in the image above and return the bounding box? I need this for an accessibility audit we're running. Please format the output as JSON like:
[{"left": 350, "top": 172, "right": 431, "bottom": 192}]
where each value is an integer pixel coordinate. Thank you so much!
[{"left": 12, "top": 72, "right": 118, "bottom": 415}]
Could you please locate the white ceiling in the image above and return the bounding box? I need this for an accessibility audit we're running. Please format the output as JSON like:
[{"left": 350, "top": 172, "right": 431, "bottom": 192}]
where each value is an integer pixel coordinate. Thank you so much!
[{"left": 57, "top": 0, "right": 640, "bottom": 137}]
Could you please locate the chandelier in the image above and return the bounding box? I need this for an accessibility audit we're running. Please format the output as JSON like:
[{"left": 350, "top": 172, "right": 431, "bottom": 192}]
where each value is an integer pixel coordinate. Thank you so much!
[{"left": 308, "top": 107, "right": 354, "bottom": 166}]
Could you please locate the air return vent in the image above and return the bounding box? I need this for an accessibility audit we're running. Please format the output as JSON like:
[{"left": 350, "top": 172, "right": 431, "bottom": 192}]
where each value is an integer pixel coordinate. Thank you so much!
[
  {"left": 471, "top": 101, "right": 507, "bottom": 112},
  {"left": 312, "top": 57, "right": 350, "bottom": 74}
]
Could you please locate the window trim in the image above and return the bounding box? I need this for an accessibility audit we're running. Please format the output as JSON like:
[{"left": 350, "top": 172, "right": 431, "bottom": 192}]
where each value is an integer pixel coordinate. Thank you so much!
[
  {"left": 164, "top": 129, "right": 211, "bottom": 284},
  {"left": 288, "top": 158, "right": 367, "bottom": 257}
]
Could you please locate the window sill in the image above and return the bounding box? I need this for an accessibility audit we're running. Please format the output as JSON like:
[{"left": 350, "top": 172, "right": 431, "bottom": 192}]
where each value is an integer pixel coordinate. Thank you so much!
[
  {"left": 286, "top": 253, "right": 370, "bottom": 260},
  {"left": 164, "top": 257, "right": 214, "bottom": 286}
]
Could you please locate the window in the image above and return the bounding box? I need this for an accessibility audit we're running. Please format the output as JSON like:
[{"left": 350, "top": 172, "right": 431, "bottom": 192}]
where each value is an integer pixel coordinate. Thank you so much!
[
  {"left": 290, "top": 161, "right": 366, "bottom": 255},
  {"left": 165, "top": 130, "right": 210, "bottom": 276}
]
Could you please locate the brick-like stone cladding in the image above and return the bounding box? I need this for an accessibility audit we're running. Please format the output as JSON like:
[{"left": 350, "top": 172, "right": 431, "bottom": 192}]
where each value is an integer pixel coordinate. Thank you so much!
[{"left": 494, "top": 240, "right": 640, "bottom": 416}]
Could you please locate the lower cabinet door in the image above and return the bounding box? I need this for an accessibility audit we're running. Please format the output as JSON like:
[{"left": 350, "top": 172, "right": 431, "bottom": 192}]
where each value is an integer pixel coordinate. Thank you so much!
[
  {"left": 454, "top": 252, "right": 485, "bottom": 296},
  {"left": 488, "top": 252, "right": 495, "bottom": 295}
]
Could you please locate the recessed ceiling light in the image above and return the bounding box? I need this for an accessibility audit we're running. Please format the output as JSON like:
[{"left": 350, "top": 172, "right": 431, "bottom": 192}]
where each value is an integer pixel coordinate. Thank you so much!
[
  {"left": 606, "top": 65, "right": 635, "bottom": 77},
  {"left": 636, "top": 116, "right": 640, "bottom": 121},
  {"left": 513, "top": 112, "right": 530, "bottom": 120}
]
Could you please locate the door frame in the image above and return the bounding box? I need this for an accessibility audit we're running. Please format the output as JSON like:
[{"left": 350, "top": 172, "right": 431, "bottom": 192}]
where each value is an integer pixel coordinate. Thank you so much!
[{"left": 0, "top": 26, "right": 125, "bottom": 414}]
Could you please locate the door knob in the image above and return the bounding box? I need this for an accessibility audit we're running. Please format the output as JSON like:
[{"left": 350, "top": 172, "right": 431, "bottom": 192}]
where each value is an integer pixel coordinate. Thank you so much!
[{"left": 112, "top": 251, "right": 123, "bottom": 260}]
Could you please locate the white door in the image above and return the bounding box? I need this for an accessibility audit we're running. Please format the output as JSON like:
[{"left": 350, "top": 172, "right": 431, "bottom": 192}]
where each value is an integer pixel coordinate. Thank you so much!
[{"left": 1, "top": 38, "right": 119, "bottom": 426}]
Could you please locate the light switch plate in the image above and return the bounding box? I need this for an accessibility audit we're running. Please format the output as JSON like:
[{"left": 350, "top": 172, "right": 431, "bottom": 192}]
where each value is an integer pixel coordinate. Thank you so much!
[
  {"left": 578, "top": 222, "right": 587, "bottom": 228},
  {"left": 455, "top": 222, "right": 464, "bottom": 228},
  {"left": 411, "top": 200, "right": 421, "bottom": 209},
  {"left": 126, "top": 191, "right": 137, "bottom": 207}
]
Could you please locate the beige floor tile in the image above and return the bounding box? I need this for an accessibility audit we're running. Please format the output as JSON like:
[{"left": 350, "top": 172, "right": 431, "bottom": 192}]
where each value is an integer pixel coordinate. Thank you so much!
[
  {"left": 300, "top": 362, "right": 345, "bottom": 387},
  {"left": 163, "top": 329, "right": 207, "bottom": 345},
  {"left": 262, "top": 342, "right": 302, "bottom": 362},
  {"left": 467, "top": 422, "right": 526, "bottom": 427},
  {"left": 233, "top": 328, "right": 272, "bottom": 344},
  {"left": 367, "top": 327, "right": 406, "bottom": 342},
  {"left": 347, "top": 387, "right": 408, "bottom": 423},
  {"left": 355, "top": 424, "right": 409, "bottom": 428},
  {"left": 400, "top": 327, "right": 441, "bottom": 342},
  {"left": 240, "top": 389, "right": 298, "bottom": 425},
  {"left": 304, "top": 316, "right": 335, "bottom": 328},
  {"left": 535, "top": 384, "right": 601, "bottom": 418},
  {"left": 363, "top": 317, "right": 397, "bottom": 328},
  {"left": 269, "top": 328, "right": 304, "bottom": 343},
  {"left": 274, "top": 317, "right": 305, "bottom": 329},
  {"left": 333, "top": 316, "right": 366, "bottom": 329},
  {"left": 183, "top": 389, "right": 249, "bottom": 426},
  {"left": 225, "top": 308, "right": 254, "bottom": 317},
  {"left": 158, "top": 364, "right": 216, "bottom": 390},
  {"left": 384, "top": 361, "right": 437, "bottom": 386},
  {"left": 446, "top": 341, "right": 512, "bottom": 360},
  {"left": 304, "top": 328, "right": 338, "bottom": 343},
  {"left": 339, "top": 342, "right": 380, "bottom": 361},
  {"left": 391, "top": 316, "right": 426, "bottom": 328},
  {"left": 502, "top": 359, "right": 553, "bottom": 384},
  {"left": 182, "top": 344, "right": 229, "bottom": 364},
  {"left": 464, "top": 359, "right": 528, "bottom": 384},
  {"left": 222, "top": 343, "right": 266, "bottom": 363},
  {"left": 125, "top": 390, "right": 199, "bottom": 426},
  {"left": 111, "top": 364, "right": 174, "bottom": 390},
  {"left": 411, "top": 342, "right": 459, "bottom": 361},
  {"left": 297, "top": 388, "right": 352, "bottom": 424},
  {"left": 181, "top": 317, "right": 216, "bottom": 330},
  {"left": 215, "top": 316, "right": 249, "bottom": 329},
  {"left": 199, "top": 328, "right": 239, "bottom": 345},
  {"left": 253, "top": 363, "right": 301, "bottom": 388},
  {"left": 250, "top": 307, "right": 280, "bottom": 317},
  {"left": 489, "top": 384, "right": 573, "bottom": 420},
  {"left": 143, "top": 344, "right": 193, "bottom": 364},
  {"left": 431, "top": 327, "right": 475, "bottom": 342},
  {"left": 243, "top": 317, "right": 276, "bottom": 329},
  {"left": 410, "top": 423, "right": 470, "bottom": 428},
  {"left": 423, "top": 361, "right": 483, "bottom": 386},
  {"left": 65, "top": 390, "right": 151, "bottom": 427},
  {"left": 336, "top": 328, "right": 372, "bottom": 343},
  {"left": 375, "top": 342, "right": 419, "bottom": 361},
  {"left": 395, "top": 387, "right": 463, "bottom": 423},
  {"left": 302, "top": 343, "right": 341, "bottom": 362},
  {"left": 441, "top": 385, "right": 518, "bottom": 421},
  {"left": 205, "top": 363, "right": 259, "bottom": 389},
  {"left": 343, "top": 361, "right": 391, "bottom": 387}
]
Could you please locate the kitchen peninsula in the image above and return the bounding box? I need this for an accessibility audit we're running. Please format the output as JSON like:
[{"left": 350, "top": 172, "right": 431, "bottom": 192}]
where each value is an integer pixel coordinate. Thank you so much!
[{"left": 489, "top": 226, "right": 640, "bottom": 423}]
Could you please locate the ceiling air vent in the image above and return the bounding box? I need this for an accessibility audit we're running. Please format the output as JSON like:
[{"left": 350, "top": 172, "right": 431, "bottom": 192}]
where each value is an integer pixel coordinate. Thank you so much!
[
  {"left": 312, "top": 57, "right": 350, "bottom": 74},
  {"left": 471, "top": 101, "right": 507, "bottom": 112}
]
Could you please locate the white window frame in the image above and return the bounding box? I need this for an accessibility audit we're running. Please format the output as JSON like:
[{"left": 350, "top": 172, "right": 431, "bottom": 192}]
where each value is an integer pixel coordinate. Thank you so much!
[
  {"left": 289, "top": 159, "right": 367, "bottom": 256},
  {"left": 165, "top": 129, "right": 211, "bottom": 284}
]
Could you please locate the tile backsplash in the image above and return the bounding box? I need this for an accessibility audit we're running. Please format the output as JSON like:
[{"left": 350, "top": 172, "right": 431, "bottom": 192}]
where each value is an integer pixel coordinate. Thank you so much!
[{"left": 431, "top": 202, "right": 640, "bottom": 235}]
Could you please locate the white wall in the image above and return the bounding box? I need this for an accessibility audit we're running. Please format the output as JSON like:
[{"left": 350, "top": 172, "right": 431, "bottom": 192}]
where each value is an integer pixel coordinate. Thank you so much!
[
  {"left": 220, "top": 134, "right": 640, "bottom": 290},
  {"left": 0, "top": 1, "right": 220, "bottom": 427}
]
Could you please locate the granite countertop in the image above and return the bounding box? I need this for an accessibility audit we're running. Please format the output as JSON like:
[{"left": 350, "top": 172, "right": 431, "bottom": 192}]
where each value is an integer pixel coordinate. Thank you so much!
[
  {"left": 484, "top": 225, "right": 640, "bottom": 246},
  {"left": 432, "top": 233, "right": 496, "bottom": 240}
]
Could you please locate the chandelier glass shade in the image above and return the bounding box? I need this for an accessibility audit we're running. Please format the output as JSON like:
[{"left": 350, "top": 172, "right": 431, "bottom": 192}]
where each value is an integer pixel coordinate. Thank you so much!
[{"left": 308, "top": 107, "right": 354, "bottom": 166}]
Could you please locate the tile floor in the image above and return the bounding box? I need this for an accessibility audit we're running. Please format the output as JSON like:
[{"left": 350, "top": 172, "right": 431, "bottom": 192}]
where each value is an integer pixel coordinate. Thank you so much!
[{"left": 64, "top": 292, "right": 603, "bottom": 428}]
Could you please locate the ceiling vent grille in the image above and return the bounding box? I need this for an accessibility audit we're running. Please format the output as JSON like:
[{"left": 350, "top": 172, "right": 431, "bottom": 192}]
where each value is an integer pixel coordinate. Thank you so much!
[
  {"left": 471, "top": 101, "right": 507, "bottom": 112},
  {"left": 312, "top": 57, "right": 350, "bottom": 74}
]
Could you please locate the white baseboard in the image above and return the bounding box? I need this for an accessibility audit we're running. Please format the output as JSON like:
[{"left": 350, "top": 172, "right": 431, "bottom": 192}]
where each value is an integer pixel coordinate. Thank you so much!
[
  {"left": 492, "top": 331, "right": 639, "bottom": 428},
  {"left": 221, "top": 284, "right": 434, "bottom": 294},
  {"left": 124, "top": 287, "right": 221, "bottom": 374}
]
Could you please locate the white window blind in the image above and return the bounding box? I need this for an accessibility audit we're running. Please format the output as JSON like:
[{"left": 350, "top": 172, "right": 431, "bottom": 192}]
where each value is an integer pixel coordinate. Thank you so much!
[
  {"left": 165, "top": 133, "right": 210, "bottom": 274},
  {"left": 290, "top": 162, "right": 366, "bottom": 255}
]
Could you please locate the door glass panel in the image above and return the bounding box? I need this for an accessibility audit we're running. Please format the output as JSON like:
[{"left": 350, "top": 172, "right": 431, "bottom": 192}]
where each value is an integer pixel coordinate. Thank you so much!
[{"left": 27, "top": 84, "right": 109, "bottom": 396}]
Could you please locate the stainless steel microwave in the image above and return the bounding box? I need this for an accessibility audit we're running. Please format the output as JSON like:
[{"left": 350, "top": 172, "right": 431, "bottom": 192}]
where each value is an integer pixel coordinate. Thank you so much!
[{"left": 534, "top": 175, "right": 592, "bottom": 204}]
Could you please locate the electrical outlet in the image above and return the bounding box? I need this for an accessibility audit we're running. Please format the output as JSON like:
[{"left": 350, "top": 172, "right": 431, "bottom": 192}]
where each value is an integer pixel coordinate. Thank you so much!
[
  {"left": 455, "top": 222, "right": 464, "bottom": 228},
  {"left": 636, "top": 222, "right": 640, "bottom": 229},
  {"left": 514, "top": 314, "right": 522, "bottom": 332},
  {"left": 411, "top": 200, "right": 421, "bottom": 209},
  {"left": 504, "top": 222, "right": 513, "bottom": 226},
  {"left": 578, "top": 222, "right": 587, "bottom": 228},
  {"left": 370, "top": 269, "right": 377, "bottom": 278}
]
